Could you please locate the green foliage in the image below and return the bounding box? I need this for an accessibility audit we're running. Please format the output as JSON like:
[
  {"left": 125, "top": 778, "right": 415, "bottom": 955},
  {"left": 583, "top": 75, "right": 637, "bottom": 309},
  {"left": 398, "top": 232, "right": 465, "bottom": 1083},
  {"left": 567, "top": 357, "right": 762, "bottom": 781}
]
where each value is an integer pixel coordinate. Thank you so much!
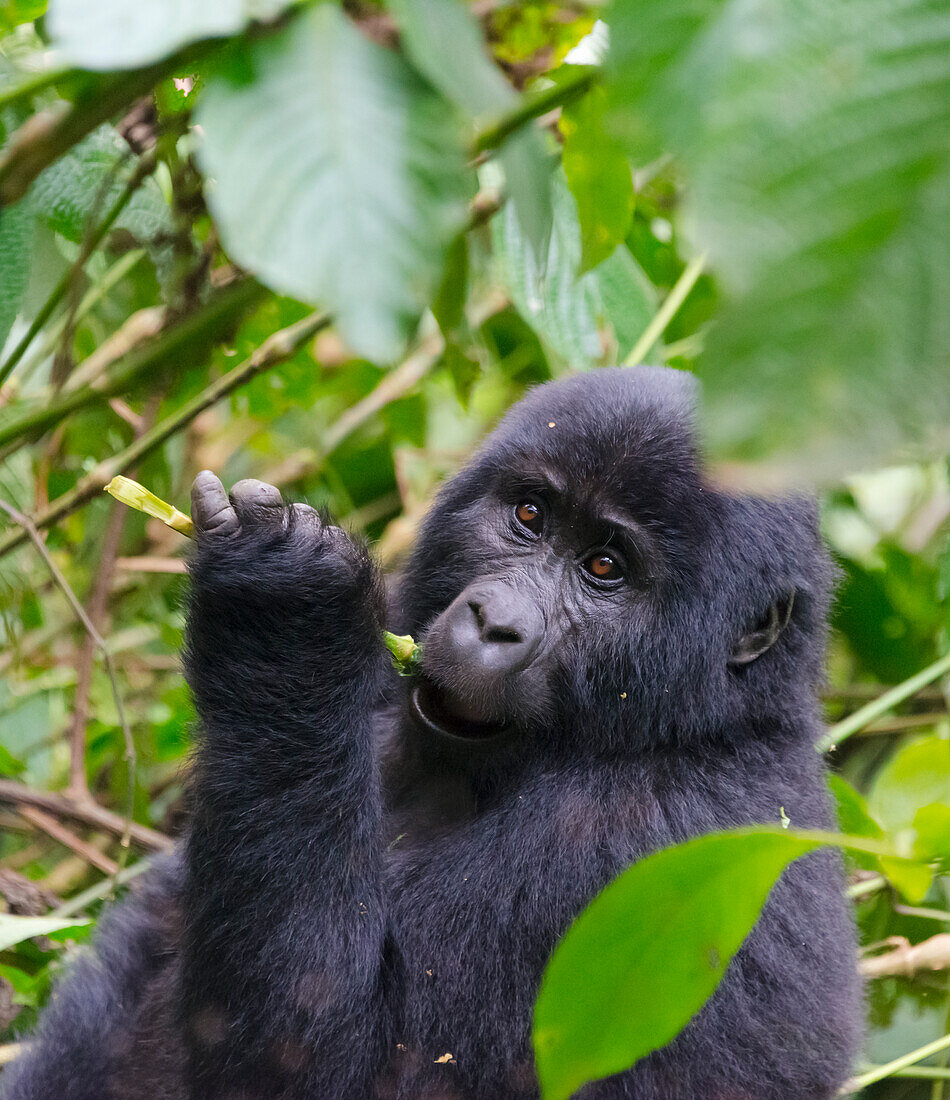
[
  {"left": 48, "top": 0, "right": 294, "bottom": 70},
  {"left": 196, "top": 4, "right": 471, "bottom": 361},
  {"left": 0, "top": 1, "right": 948, "bottom": 1093},
  {"left": 560, "top": 82, "right": 633, "bottom": 273},
  {"left": 534, "top": 827, "right": 897, "bottom": 1099},
  {"left": 386, "top": 0, "right": 554, "bottom": 254},
  {"left": 494, "top": 170, "right": 653, "bottom": 364},
  {"left": 606, "top": 0, "right": 950, "bottom": 473},
  {"left": 0, "top": 202, "right": 32, "bottom": 349}
]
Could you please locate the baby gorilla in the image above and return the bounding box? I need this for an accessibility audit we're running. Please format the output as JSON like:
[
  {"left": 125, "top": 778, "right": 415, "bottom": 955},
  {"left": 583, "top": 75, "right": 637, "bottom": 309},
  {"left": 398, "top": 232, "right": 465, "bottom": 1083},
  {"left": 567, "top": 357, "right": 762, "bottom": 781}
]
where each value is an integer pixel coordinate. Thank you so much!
[{"left": 3, "top": 367, "right": 860, "bottom": 1100}]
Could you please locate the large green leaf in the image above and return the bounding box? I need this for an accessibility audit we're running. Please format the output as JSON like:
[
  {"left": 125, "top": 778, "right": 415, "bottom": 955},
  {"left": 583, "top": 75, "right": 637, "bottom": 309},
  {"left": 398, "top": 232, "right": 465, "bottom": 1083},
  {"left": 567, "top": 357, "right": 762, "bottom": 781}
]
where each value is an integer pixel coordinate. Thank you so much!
[
  {"left": 533, "top": 828, "right": 823, "bottom": 1100},
  {"left": 386, "top": 0, "right": 553, "bottom": 256},
  {"left": 48, "top": 0, "right": 293, "bottom": 70},
  {"left": 494, "top": 170, "right": 653, "bottom": 364},
  {"left": 606, "top": 0, "right": 950, "bottom": 477},
  {"left": 27, "top": 126, "right": 171, "bottom": 248},
  {"left": 196, "top": 4, "right": 471, "bottom": 362},
  {"left": 0, "top": 914, "right": 88, "bottom": 952},
  {"left": 561, "top": 81, "right": 633, "bottom": 273},
  {"left": 0, "top": 202, "right": 33, "bottom": 351},
  {"left": 867, "top": 734, "right": 950, "bottom": 847}
]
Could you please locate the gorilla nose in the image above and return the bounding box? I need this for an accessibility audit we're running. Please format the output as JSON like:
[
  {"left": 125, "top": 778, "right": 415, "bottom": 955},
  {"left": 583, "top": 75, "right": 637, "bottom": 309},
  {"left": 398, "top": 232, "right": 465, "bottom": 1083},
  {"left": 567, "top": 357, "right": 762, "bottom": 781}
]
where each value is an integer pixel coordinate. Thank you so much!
[{"left": 447, "top": 584, "right": 543, "bottom": 674}]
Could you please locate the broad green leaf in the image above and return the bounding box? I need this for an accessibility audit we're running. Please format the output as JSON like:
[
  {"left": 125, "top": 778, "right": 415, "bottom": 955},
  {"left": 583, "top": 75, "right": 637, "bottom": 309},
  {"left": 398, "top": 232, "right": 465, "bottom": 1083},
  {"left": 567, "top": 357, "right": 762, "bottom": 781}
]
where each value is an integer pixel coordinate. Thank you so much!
[
  {"left": 387, "top": 0, "right": 553, "bottom": 257},
  {"left": 561, "top": 81, "right": 633, "bottom": 273},
  {"left": 827, "top": 773, "right": 882, "bottom": 872},
  {"left": 0, "top": 201, "right": 33, "bottom": 351},
  {"left": 533, "top": 828, "right": 822, "bottom": 1100},
  {"left": 605, "top": 0, "right": 950, "bottom": 478},
  {"left": 593, "top": 244, "right": 655, "bottom": 361},
  {"left": 196, "top": 5, "right": 471, "bottom": 362},
  {"left": 494, "top": 170, "right": 653, "bottom": 364},
  {"left": 828, "top": 774, "right": 882, "bottom": 840},
  {"left": 0, "top": 0, "right": 46, "bottom": 32},
  {"left": 0, "top": 914, "right": 88, "bottom": 953},
  {"left": 48, "top": 0, "right": 293, "bottom": 70},
  {"left": 913, "top": 803, "right": 950, "bottom": 861},
  {"left": 867, "top": 735, "right": 950, "bottom": 850},
  {"left": 27, "top": 126, "right": 172, "bottom": 249}
]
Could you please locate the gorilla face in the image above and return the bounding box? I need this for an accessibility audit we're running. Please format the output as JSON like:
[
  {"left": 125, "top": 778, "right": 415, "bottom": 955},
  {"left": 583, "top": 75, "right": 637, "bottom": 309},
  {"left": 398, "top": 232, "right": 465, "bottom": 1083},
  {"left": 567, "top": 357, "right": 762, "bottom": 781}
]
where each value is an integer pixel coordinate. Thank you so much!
[{"left": 397, "top": 367, "right": 831, "bottom": 758}]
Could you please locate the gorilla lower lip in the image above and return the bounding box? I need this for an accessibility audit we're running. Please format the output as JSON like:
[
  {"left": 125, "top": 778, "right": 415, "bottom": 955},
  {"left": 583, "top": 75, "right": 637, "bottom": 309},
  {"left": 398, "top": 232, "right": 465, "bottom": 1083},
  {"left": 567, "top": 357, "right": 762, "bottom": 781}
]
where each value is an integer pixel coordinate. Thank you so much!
[{"left": 411, "top": 683, "right": 509, "bottom": 743}]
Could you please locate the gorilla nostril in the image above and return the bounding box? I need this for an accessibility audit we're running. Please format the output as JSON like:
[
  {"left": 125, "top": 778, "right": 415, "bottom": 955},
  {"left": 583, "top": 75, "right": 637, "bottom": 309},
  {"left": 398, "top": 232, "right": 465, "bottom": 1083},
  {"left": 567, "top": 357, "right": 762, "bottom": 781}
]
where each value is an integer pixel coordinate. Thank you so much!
[{"left": 484, "top": 625, "right": 522, "bottom": 645}]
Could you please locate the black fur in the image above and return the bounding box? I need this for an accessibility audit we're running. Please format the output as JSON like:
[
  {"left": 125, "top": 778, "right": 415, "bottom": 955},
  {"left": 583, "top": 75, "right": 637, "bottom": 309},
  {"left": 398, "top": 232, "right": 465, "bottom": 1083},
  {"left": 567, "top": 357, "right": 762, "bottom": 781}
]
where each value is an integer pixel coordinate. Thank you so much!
[{"left": 2, "top": 367, "right": 860, "bottom": 1100}]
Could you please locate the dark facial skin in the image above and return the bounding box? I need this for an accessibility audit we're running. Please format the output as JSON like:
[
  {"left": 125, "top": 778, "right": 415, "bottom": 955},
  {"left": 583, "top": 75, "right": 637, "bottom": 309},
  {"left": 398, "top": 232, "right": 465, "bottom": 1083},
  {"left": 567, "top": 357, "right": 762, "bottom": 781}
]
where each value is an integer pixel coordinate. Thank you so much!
[
  {"left": 415, "top": 466, "right": 664, "bottom": 740},
  {"left": 4, "top": 368, "right": 860, "bottom": 1100}
]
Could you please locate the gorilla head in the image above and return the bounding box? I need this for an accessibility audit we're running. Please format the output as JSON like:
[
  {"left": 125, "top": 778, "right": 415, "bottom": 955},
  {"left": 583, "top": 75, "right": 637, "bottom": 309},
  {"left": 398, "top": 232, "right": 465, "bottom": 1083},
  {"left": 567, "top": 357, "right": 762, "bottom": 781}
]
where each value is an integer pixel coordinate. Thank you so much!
[{"left": 398, "top": 366, "right": 832, "bottom": 760}]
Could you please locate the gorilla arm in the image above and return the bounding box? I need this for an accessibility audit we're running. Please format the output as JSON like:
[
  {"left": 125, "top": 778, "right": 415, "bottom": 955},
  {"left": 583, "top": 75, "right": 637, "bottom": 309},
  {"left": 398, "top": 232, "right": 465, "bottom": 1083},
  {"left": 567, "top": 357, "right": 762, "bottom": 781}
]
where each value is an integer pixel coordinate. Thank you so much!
[{"left": 181, "top": 473, "right": 388, "bottom": 1100}]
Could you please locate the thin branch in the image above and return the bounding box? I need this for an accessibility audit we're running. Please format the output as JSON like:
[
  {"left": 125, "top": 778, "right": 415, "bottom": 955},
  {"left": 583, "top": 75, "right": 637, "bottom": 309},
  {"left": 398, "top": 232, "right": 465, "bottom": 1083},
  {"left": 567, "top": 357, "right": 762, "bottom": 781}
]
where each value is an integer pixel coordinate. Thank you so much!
[
  {"left": 846, "top": 874, "right": 887, "bottom": 900},
  {"left": 860, "top": 934, "right": 950, "bottom": 980},
  {"left": 0, "top": 309, "right": 330, "bottom": 559},
  {"left": 0, "top": 497, "right": 137, "bottom": 854},
  {"left": 0, "top": 277, "right": 265, "bottom": 454},
  {"left": 323, "top": 334, "right": 446, "bottom": 455},
  {"left": 624, "top": 253, "right": 708, "bottom": 367},
  {"left": 843, "top": 1034, "right": 950, "bottom": 1092},
  {"left": 818, "top": 650, "right": 950, "bottom": 752},
  {"left": 471, "top": 64, "right": 597, "bottom": 155},
  {"left": 0, "top": 149, "right": 158, "bottom": 389},
  {"left": 67, "top": 501, "right": 127, "bottom": 798},
  {"left": 0, "top": 779, "right": 171, "bottom": 853},
  {"left": 67, "top": 391, "right": 161, "bottom": 796},
  {"left": 18, "top": 806, "right": 119, "bottom": 876},
  {"left": 0, "top": 48, "right": 206, "bottom": 206},
  {"left": 50, "top": 857, "right": 153, "bottom": 919}
]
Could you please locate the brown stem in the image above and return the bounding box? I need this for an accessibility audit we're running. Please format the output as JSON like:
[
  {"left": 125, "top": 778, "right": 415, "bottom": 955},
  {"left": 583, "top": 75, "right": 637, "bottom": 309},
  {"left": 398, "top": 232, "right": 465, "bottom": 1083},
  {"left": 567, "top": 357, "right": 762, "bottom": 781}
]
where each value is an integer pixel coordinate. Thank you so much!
[
  {"left": 66, "top": 392, "right": 162, "bottom": 797},
  {"left": 0, "top": 779, "right": 172, "bottom": 853},
  {"left": 18, "top": 806, "right": 119, "bottom": 876}
]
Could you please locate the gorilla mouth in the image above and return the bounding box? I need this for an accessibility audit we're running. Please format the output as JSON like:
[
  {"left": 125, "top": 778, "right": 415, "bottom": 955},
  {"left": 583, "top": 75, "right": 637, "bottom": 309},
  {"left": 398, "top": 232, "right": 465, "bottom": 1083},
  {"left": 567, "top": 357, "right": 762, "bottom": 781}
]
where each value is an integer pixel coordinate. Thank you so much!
[{"left": 411, "top": 682, "right": 511, "bottom": 744}]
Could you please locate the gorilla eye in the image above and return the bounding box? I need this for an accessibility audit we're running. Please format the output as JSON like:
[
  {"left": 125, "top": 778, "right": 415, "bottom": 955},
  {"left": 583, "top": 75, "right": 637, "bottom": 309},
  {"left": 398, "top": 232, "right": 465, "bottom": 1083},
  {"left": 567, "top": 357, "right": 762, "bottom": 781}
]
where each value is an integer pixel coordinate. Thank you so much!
[
  {"left": 584, "top": 553, "right": 623, "bottom": 582},
  {"left": 514, "top": 500, "right": 543, "bottom": 534}
]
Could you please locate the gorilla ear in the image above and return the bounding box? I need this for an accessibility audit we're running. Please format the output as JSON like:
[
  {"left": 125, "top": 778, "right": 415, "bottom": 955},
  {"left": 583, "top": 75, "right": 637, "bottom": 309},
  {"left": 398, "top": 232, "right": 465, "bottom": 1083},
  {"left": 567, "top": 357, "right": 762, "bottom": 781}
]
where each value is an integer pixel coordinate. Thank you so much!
[{"left": 730, "top": 591, "right": 795, "bottom": 667}]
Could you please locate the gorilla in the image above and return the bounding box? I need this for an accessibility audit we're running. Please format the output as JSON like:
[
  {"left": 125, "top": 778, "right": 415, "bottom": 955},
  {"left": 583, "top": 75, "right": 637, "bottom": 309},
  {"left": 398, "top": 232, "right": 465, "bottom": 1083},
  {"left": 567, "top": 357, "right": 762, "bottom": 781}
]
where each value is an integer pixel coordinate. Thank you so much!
[{"left": 2, "top": 367, "right": 860, "bottom": 1099}]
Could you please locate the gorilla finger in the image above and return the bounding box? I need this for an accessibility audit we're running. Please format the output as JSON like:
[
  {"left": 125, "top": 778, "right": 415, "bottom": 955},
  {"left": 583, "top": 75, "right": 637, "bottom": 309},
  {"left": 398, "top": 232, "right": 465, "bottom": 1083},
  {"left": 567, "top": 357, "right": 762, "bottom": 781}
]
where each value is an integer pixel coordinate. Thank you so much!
[
  {"left": 191, "top": 471, "right": 240, "bottom": 537},
  {"left": 229, "top": 479, "right": 285, "bottom": 529},
  {"left": 289, "top": 502, "right": 323, "bottom": 536}
]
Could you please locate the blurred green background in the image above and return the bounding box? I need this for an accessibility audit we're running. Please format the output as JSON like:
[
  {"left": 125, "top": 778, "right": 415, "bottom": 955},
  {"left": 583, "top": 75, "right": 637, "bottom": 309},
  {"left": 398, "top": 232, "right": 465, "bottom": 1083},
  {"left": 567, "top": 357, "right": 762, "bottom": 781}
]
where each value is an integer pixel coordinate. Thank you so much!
[{"left": 0, "top": 0, "right": 948, "bottom": 1095}]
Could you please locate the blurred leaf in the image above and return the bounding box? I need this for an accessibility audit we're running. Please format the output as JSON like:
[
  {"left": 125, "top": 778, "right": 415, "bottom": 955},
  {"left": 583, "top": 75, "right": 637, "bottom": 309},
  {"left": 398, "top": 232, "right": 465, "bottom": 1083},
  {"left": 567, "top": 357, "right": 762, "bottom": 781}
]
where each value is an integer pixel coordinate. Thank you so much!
[
  {"left": 387, "top": 0, "right": 553, "bottom": 256},
  {"left": 0, "top": 915, "right": 89, "bottom": 953},
  {"left": 48, "top": 0, "right": 293, "bottom": 70},
  {"left": 196, "top": 5, "right": 471, "bottom": 362},
  {"left": 913, "top": 803, "right": 950, "bottom": 861},
  {"left": 593, "top": 244, "right": 655, "bottom": 361},
  {"left": 0, "top": 202, "right": 33, "bottom": 351},
  {"left": 0, "top": 0, "right": 45, "bottom": 33},
  {"left": 561, "top": 81, "right": 634, "bottom": 273},
  {"left": 867, "top": 735, "right": 950, "bottom": 854},
  {"left": 495, "top": 171, "right": 653, "bottom": 364},
  {"left": 432, "top": 235, "right": 468, "bottom": 336},
  {"left": 0, "top": 740, "right": 25, "bottom": 777},
  {"left": 27, "top": 125, "right": 172, "bottom": 251},
  {"left": 441, "top": 341, "right": 480, "bottom": 408},
  {"left": 879, "top": 857, "right": 934, "bottom": 904},
  {"left": 606, "top": 0, "right": 950, "bottom": 476},
  {"left": 834, "top": 548, "right": 938, "bottom": 683},
  {"left": 828, "top": 773, "right": 881, "bottom": 872},
  {"left": 533, "top": 828, "right": 823, "bottom": 1100}
]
